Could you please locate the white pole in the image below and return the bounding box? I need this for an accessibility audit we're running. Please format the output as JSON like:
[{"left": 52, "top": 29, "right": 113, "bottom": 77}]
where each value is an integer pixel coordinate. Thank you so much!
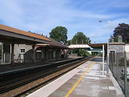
[
  {"left": 107, "top": 42, "right": 109, "bottom": 74},
  {"left": 102, "top": 45, "right": 105, "bottom": 74}
]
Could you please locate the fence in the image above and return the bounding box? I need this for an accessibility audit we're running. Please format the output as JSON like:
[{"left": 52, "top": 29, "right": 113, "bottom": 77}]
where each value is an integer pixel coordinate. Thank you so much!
[{"left": 108, "top": 43, "right": 129, "bottom": 97}]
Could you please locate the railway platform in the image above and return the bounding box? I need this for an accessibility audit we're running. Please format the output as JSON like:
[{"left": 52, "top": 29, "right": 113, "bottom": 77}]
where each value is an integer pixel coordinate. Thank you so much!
[
  {"left": 0, "top": 58, "right": 74, "bottom": 73},
  {"left": 27, "top": 57, "right": 124, "bottom": 97}
]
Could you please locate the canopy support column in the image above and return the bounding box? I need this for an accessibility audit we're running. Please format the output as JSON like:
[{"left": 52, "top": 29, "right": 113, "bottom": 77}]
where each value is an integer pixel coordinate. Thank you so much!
[
  {"left": 11, "top": 43, "right": 14, "bottom": 64},
  {"left": 32, "top": 44, "right": 36, "bottom": 63}
]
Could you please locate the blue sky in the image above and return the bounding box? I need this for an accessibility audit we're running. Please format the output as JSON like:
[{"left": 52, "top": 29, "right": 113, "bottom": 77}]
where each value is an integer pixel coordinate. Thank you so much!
[{"left": 0, "top": 0, "right": 129, "bottom": 43}]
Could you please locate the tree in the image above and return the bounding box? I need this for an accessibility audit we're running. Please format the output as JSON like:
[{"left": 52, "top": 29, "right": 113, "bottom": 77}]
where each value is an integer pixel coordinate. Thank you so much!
[
  {"left": 113, "top": 23, "right": 129, "bottom": 43},
  {"left": 49, "top": 26, "right": 68, "bottom": 44},
  {"left": 71, "top": 32, "right": 91, "bottom": 44}
]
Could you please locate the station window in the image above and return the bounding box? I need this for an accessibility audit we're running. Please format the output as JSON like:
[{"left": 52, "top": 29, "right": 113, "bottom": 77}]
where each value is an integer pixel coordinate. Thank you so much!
[{"left": 21, "top": 49, "right": 25, "bottom": 52}]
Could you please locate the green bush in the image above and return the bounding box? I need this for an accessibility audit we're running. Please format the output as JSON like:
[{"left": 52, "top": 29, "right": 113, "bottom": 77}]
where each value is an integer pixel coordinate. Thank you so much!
[{"left": 78, "top": 49, "right": 91, "bottom": 57}]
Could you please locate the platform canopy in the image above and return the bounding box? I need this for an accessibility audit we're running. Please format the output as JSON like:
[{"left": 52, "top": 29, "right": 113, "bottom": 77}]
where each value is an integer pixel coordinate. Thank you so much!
[
  {"left": 68, "top": 44, "right": 92, "bottom": 49},
  {"left": 39, "top": 38, "right": 68, "bottom": 48},
  {"left": 0, "top": 24, "right": 67, "bottom": 48},
  {"left": 0, "top": 24, "right": 51, "bottom": 44},
  {"left": 89, "top": 43, "right": 107, "bottom": 48}
]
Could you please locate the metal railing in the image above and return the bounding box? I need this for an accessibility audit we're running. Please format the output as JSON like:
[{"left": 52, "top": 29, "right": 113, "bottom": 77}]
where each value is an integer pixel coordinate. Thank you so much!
[{"left": 108, "top": 48, "right": 129, "bottom": 97}]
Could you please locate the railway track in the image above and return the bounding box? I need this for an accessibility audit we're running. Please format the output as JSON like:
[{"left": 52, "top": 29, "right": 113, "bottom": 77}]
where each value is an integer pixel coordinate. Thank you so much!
[{"left": 0, "top": 57, "right": 92, "bottom": 97}]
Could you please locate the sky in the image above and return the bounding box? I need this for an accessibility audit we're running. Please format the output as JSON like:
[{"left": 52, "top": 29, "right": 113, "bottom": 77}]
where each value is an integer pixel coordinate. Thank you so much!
[{"left": 0, "top": 0, "right": 129, "bottom": 43}]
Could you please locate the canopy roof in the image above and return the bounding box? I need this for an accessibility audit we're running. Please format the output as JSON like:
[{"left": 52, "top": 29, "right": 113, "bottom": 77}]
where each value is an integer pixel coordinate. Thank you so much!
[
  {"left": 89, "top": 43, "right": 107, "bottom": 48},
  {"left": 68, "top": 44, "right": 92, "bottom": 49},
  {"left": 0, "top": 24, "right": 67, "bottom": 48}
]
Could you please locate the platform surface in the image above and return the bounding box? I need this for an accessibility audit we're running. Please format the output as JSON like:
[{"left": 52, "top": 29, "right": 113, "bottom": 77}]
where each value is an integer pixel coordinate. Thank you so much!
[{"left": 27, "top": 57, "right": 124, "bottom": 97}]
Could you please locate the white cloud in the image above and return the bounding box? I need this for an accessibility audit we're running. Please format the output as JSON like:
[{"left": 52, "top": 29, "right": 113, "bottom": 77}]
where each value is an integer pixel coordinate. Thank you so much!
[
  {"left": 0, "top": 0, "right": 129, "bottom": 42},
  {"left": 0, "top": 0, "right": 24, "bottom": 25},
  {"left": 87, "top": 18, "right": 129, "bottom": 42}
]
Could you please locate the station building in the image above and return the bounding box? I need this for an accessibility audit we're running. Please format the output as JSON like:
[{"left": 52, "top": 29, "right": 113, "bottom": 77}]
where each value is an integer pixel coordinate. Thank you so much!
[{"left": 0, "top": 24, "right": 68, "bottom": 65}]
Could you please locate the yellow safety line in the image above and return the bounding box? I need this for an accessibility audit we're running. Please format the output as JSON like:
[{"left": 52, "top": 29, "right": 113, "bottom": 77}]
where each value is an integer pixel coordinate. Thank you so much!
[{"left": 64, "top": 63, "right": 93, "bottom": 97}]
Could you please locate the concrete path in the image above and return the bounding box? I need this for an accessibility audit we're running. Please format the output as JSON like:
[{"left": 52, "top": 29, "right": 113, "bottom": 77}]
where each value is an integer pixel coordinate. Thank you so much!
[{"left": 27, "top": 57, "right": 124, "bottom": 97}]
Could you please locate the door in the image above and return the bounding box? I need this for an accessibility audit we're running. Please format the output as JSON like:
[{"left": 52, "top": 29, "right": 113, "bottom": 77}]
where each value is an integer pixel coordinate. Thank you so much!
[
  {"left": 3, "top": 43, "right": 11, "bottom": 64},
  {"left": 0, "top": 42, "right": 11, "bottom": 64},
  {"left": 109, "top": 51, "right": 116, "bottom": 71}
]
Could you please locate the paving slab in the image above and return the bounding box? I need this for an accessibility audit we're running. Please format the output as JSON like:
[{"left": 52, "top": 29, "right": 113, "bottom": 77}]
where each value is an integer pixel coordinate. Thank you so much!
[{"left": 27, "top": 57, "right": 124, "bottom": 97}]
